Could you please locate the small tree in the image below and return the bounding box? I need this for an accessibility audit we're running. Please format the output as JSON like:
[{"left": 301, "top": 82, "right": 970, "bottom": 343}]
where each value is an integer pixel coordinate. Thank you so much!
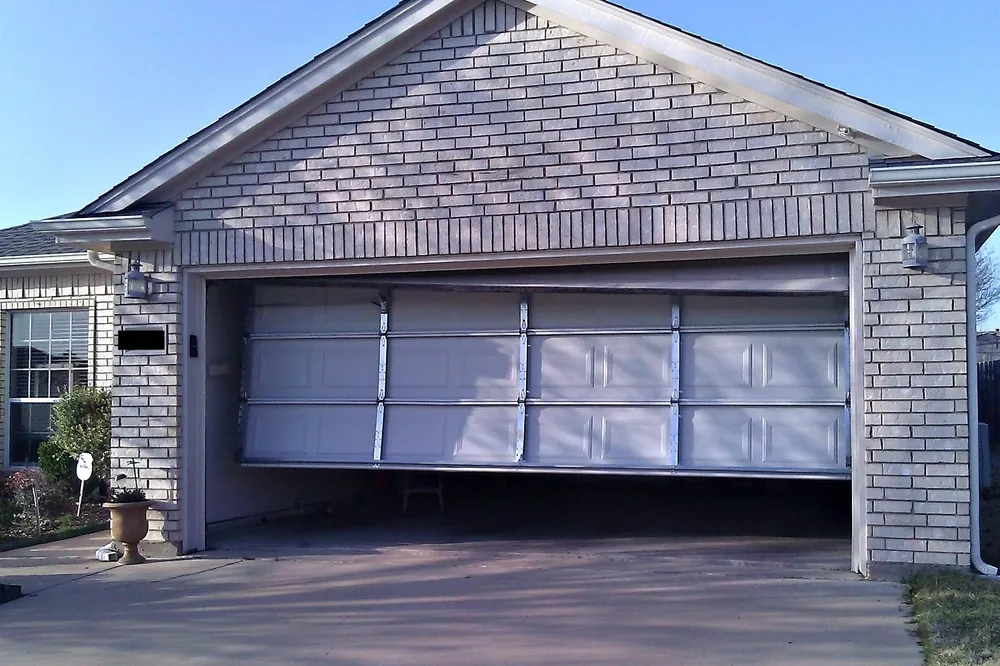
[
  {"left": 46, "top": 387, "right": 112, "bottom": 480},
  {"left": 977, "top": 250, "right": 1000, "bottom": 328}
]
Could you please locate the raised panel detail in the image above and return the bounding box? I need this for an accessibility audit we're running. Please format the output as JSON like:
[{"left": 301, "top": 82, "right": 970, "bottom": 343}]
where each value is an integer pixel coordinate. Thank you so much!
[
  {"left": 678, "top": 407, "right": 753, "bottom": 466},
  {"left": 529, "top": 335, "right": 671, "bottom": 401},
  {"left": 760, "top": 408, "right": 842, "bottom": 467},
  {"left": 679, "top": 406, "right": 845, "bottom": 470},
  {"left": 681, "top": 332, "right": 844, "bottom": 402},
  {"left": 526, "top": 407, "right": 672, "bottom": 466}
]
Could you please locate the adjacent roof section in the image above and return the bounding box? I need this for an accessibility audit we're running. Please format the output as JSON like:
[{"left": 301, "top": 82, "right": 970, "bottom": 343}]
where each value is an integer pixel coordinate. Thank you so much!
[
  {"left": 0, "top": 223, "right": 79, "bottom": 258},
  {"left": 65, "top": 0, "right": 993, "bottom": 218}
]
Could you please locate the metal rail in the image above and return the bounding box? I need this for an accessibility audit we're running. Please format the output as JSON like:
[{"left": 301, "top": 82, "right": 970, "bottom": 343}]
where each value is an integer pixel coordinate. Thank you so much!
[
  {"left": 515, "top": 298, "right": 529, "bottom": 463},
  {"left": 678, "top": 323, "right": 845, "bottom": 333},
  {"left": 373, "top": 292, "right": 389, "bottom": 463},
  {"left": 238, "top": 459, "right": 851, "bottom": 480},
  {"left": 669, "top": 302, "right": 681, "bottom": 466}
]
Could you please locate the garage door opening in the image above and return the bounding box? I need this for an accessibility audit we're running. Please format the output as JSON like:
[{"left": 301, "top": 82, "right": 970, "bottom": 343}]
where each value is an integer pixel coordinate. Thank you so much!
[{"left": 200, "top": 255, "right": 853, "bottom": 563}]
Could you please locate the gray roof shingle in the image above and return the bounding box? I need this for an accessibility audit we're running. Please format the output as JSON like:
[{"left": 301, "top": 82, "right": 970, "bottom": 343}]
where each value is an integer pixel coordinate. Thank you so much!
[{"left": 0, "top": 223, "right": 80, "bottom": 258}]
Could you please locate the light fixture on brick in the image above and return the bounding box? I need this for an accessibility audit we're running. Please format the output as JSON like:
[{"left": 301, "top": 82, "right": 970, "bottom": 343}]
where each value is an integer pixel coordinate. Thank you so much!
[
  {"left": 901, "top": 223, "right": 928, "bottom": 269},
  {"left": 124, "top": 260, "right": 150, "bottom": 299}
]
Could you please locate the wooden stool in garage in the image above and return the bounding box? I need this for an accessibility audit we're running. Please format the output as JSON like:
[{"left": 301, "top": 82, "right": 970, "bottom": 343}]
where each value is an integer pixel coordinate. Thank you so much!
[{"left": 402, "top": 472, "right": 444, "bottom": 512}]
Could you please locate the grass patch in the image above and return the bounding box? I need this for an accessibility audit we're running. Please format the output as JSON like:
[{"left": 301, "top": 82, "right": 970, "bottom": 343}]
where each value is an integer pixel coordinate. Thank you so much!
[{"left": 906, "top": 570, "right": 1000, "bottom": 665}]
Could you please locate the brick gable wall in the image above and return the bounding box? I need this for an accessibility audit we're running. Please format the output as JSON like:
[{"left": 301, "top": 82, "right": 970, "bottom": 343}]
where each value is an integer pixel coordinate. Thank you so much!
[{"left": 110, "top": 0, "right": 970, "bottom": 567}]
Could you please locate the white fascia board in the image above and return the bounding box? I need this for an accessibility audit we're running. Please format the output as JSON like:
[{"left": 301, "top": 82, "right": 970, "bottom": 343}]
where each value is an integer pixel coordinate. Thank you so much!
[
  {"left": 31, "top": 206, "right": 175, "bottom": 251},
  {"left": 523, "top": 0, "right": 990, "bottom": 160},
  {"left": 82, "top": 0, "right": 477, "bottom": 215},
  {"left": 870, "top": 160, "right": 1000, "bottom": 203},
  {"left": 0, "top": 252, "right": 93, "bottom": 272}
]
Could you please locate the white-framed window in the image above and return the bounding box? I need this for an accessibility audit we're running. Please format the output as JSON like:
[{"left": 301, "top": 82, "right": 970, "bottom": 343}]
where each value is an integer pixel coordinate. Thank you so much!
[{"left": 6, "top": 310, "right": 90, "bottom": 466}]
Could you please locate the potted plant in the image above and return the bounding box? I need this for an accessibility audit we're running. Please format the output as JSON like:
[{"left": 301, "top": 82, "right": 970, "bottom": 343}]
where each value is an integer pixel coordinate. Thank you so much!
[{"left": 102, "top": 461, "right": 152, "bottom": 565}]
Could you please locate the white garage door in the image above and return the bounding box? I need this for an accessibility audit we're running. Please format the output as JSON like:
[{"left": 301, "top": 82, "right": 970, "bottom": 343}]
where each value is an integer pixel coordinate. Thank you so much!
[{"left": 240, "top": 266, "right": 849, "bottom": 476}]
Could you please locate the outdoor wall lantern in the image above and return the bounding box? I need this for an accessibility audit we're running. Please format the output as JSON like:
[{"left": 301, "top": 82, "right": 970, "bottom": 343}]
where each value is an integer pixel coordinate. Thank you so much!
[
  {"left": 124, "top": 260, "right": 150, "bottom": 300},
  {"left": 901, "top": 223, "right": 928, "bottom": 270}
]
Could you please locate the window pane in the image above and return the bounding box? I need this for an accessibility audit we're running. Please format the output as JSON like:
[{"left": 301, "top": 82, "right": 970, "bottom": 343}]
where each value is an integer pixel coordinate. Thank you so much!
[
  {"left": 11, "top": 370, "right": 30, "bottom": 398},
  {"left": 49, "top": 340, "right": 71, "bottom": 368},
  {"left": 72, "top": 369, "right": 89, "bottom": 388},
  {"left": 9, "top": 432, "right": 45, "bottom": 465},
  {"left": 29, "top": 341, "right": 50, "bottom": 368},
  {"left": 11, "top": 345, "right": 30, "bottom": 370},
  {"left": 50, "top": 312, "right": 72, "bottom": 340},
  {"left": 50, "top": 370, "right": 70, "bottom": 397},
  {"left": 29, "top": 312, "right": 50, "bottom": 340},
  {"left": 28, "top": 403, "right": 53, "bottom": 434},
  {"left": 71, "top": 310, "right": 89, "bottom": 332},
  {"left": 30, "top": 370, "right": 49, "bottom": 398},
  {"left": 12, "top": 314, "right": 29, "bottom": 344},
  {"left": 71, "top": 348, "right": 88, "bottom": 369}
]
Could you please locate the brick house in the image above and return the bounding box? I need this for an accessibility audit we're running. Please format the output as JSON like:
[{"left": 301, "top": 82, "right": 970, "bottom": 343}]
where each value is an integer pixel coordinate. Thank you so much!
[
  {"left": 0, "top": 225, "right": 114, "bottom": 468},
  {"left": 19, "top": 0, "right": 1000, "bottom": 575}
]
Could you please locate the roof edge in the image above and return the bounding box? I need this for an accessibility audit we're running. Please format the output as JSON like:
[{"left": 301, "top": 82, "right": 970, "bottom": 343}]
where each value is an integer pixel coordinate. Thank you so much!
[
  {"left": 523, "top": 0, "right": 991, "bottom": 160},
  {"left": 32, "top": 206, "right": 175, "bottom": 253},
  {"left": 81, "top": 0, "right": 478, "bottom": 215},
  {"left": 77, "top": 0, "right": 993, "bottom": 217}
]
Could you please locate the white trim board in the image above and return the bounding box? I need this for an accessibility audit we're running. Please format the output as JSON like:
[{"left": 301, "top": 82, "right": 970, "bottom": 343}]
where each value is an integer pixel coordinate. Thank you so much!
[{"left": 76, "top": 0, "right": 987, "bottom": 218}]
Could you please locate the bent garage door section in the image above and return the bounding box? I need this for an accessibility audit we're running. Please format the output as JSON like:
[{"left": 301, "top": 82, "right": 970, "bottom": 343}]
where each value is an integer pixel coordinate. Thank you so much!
[{"left": 241, "top": 259, "right": 849, "bottom": 477}]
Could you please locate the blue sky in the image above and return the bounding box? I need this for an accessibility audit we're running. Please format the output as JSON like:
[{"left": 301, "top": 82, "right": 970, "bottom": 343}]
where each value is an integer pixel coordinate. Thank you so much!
[{"left": 0, "top": 0, "right": 997, "bottom": 230}]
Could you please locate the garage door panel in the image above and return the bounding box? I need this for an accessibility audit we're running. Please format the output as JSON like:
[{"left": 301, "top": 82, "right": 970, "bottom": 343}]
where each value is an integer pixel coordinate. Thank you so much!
[
  {"left": 530, "top": 292, "right": 673, "bottom": 330},
  {"left": 251, "top": 339, "right": 378, "bottom": 400},
  {"left": 758, "top": 407, "right": 843, "bottom": 467},
  {"left": 680, "top": 335, "right": 753, "bottom": 397},
  {"left": 678, "top": 407, "right": 753, "bottom": 466},
  {"left": 760, "top": 335, "right": 843, "bottom": 397},
  {"left": 526, "top": 407, "right": 672, "bottom": 466},
  {"left": 253, "top": 286, "right": 380, "bottom": 334},
  {"left": 388, "top": 337, "right": 519, "bottom": 400},
  {"left": 244, "top": 404, "right": 375, "bottom": 462},
  {"left": 682, "top": 294, "right": 847, "bottom": 326},
  {"left": 679, "top": 406, "right": 844, "bottom": 469},
  {"left": 392, "top": 290, "right": 519, "bottom": 332},
  {"left": 681, "top": 332, "right": 844, "bottom": 402},
  {"left": 382, "top": 406, "right": 517, "bottom": 464},
  {"left": 529, "top": 335, "right": 672, "bottom": 401}
]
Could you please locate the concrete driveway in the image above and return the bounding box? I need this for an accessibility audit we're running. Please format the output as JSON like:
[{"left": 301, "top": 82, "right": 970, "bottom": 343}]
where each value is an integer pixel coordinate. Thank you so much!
[{"left": 0, "top": 531, "right": 920, "bottom": 665}]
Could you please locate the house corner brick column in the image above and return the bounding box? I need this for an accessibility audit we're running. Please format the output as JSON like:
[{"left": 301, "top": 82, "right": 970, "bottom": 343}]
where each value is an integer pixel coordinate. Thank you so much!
[
  {"left": 110, "top": 251, "right": 183, "bottom": 550},
  {"left": 864, "top": 206, "right": 971, "bottom": 566}
]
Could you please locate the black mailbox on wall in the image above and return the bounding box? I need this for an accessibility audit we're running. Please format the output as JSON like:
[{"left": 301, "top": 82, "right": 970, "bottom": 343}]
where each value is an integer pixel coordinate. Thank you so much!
[{"left": 117, "top": 327, "right": 167, "bottom": 353}]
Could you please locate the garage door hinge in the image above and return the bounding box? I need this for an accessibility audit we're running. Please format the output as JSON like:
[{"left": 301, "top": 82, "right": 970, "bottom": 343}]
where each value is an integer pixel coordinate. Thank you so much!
[
  {"left": 845, "top": 391, "right": 851, "bottom": 407},
  {"left": 846, "top": 454, "right": 852, "bottom": 469}
]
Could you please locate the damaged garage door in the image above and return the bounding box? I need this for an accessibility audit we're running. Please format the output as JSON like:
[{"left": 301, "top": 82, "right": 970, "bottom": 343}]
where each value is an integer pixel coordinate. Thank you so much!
[{"left": 240, "top": 260, "right": 850, "bottom": 477}]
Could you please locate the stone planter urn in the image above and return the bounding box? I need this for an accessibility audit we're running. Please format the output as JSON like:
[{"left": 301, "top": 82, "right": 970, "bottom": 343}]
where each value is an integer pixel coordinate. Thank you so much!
[{"left": 102, "top": 500, "right": 153, "bottom": 565}]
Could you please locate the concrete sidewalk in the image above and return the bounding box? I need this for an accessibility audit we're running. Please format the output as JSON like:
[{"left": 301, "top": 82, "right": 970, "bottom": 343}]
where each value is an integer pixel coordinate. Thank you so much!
[{"left": 0, "top": 532, "right": 921, "bottom": 665}]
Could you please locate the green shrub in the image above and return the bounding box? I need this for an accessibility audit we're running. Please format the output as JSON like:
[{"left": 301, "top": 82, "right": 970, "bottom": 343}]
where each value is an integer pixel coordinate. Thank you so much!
[
  {"left": 37, "top": 439, "right": 76, "bottom": 485},
  {"left": 46, "top": 387, "right": 112, "bottom": 479}
]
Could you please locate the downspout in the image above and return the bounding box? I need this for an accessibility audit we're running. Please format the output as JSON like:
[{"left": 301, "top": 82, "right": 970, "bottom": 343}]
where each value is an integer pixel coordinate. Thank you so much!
[
  {"left": 966, "top": 213, "right": 1000, "bottom": 576},
  {"left": 87, "top": 250, "right": 116, "bottom": 273}
]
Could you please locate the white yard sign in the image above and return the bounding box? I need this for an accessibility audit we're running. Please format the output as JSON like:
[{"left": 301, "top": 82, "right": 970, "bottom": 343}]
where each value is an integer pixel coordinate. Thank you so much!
[{"left": 76, "top": 453, "right": 93, "bottom": 517}]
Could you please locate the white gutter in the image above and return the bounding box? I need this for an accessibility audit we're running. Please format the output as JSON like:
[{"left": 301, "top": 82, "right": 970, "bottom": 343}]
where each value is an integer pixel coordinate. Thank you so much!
[
  {"left": 871, "top": 160, "right": 1000, "bottom": 202},
  {"left": 87, "top": 250, "right": 116, "bottom": 272},
  {"left": 967, "top": 213, "right": 1000, "bottom": 576},
  {"left": 0, "top": 252, "right": 92, "bottom": 270}
]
